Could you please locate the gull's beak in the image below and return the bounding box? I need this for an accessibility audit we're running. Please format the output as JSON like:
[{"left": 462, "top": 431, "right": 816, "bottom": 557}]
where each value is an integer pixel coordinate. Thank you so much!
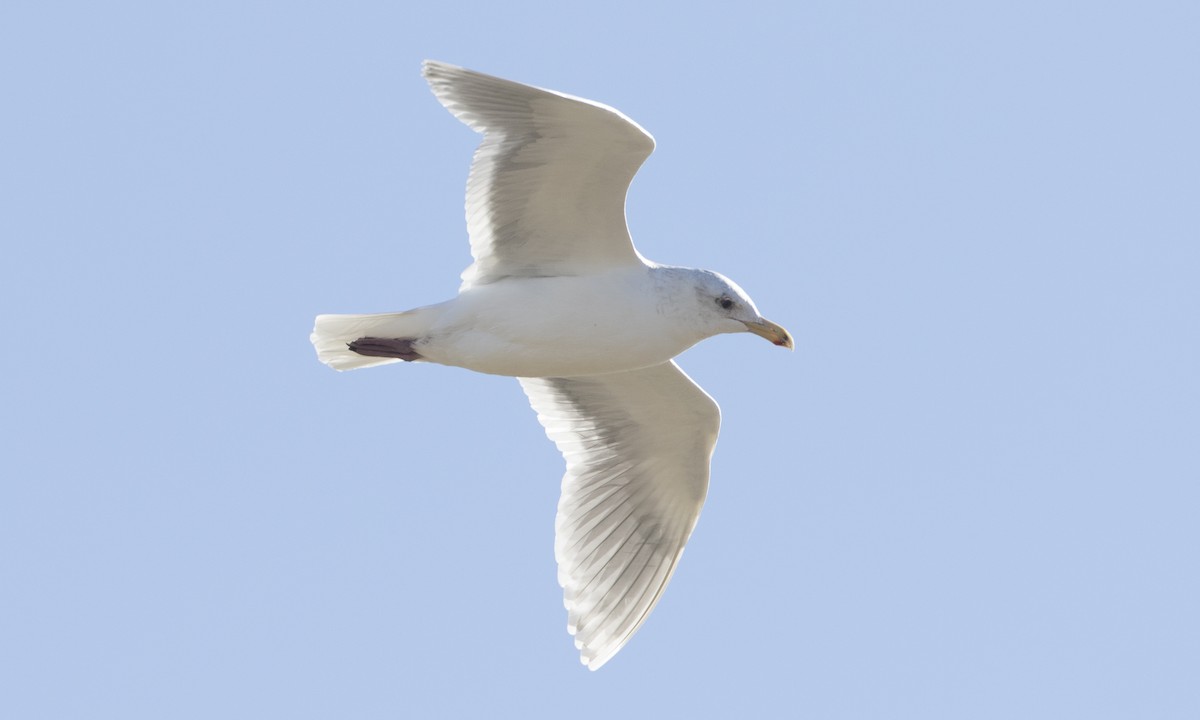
[{"left": 743, "top": 318, "right": 794, "bottom": 350}]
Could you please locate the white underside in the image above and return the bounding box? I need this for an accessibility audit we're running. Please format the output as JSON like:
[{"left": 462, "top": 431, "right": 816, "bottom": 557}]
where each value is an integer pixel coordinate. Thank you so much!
[{"left": 313, "top": 268, "right": 711, "bottom": 378}]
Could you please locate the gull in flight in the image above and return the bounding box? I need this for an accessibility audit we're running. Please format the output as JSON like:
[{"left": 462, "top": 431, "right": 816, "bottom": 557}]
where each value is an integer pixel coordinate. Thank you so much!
[{"left": 311, "top": 60, "right": 792, "bottom": 669}]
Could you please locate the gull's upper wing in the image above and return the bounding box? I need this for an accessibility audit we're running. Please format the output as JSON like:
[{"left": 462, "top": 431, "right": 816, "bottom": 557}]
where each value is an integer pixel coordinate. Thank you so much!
[
  {"left": 423, "top": 60, "right": 655, "bottom": 288},
  {"left": 519, "top": 362, "right": 720, "bottom": 670}
]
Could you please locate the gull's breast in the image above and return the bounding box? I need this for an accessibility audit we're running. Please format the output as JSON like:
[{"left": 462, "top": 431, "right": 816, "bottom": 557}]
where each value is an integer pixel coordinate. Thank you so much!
[{"left": 420, "top": 272, "right": 692, "bottom": 378}]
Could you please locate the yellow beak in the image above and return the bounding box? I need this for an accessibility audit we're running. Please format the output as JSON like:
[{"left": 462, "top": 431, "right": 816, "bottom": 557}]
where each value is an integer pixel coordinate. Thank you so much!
[{"left": 743, "top": 318, "right": 794, "bottom": 349}]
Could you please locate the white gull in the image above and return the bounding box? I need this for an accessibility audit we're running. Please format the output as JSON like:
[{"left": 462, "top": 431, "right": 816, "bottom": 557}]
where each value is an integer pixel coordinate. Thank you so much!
[{"left": 311, "top": 60, "right": 792, "bottom": 669}]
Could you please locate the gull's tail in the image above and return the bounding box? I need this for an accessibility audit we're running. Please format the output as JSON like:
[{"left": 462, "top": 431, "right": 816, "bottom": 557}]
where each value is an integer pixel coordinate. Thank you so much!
[{"left": 310, "top": 310, "right": 431, "bottom": 371}]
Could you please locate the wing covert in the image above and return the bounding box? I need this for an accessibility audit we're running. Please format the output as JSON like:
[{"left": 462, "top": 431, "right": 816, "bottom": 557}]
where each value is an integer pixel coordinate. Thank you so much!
[
  {"left": 423, "top": 60, "right": 654, "bottom": 288},
  {"left": 519, "top": 361, "right": 720, "bottom": 669}
]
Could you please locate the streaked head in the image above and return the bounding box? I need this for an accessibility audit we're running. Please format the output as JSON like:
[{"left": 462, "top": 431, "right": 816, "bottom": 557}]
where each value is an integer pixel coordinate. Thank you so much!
[{"left": 690, "top": 270, "right": 793, "bottom": 349}]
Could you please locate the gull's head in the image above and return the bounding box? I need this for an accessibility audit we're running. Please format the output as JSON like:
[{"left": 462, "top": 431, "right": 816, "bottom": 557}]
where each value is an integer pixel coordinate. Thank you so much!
[{"left": 689, "top": 270, "right": 793, "bottom": 350}]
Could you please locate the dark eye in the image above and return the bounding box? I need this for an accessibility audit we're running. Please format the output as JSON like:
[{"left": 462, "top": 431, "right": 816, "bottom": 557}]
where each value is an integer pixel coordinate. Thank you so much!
[{"left": 718, "top": 296, "right": 734, "bottom": 310}]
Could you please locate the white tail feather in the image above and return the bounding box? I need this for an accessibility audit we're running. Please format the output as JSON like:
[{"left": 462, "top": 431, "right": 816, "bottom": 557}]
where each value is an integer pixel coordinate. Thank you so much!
[{"left": 310, "top": 310, "right": 429, "bottom": 371}]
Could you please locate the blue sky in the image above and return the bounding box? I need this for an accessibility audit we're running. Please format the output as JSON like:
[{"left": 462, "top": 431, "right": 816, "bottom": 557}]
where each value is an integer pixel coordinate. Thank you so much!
[{"left": 3, "top": 1, "right": 1198, "bottom": 717}]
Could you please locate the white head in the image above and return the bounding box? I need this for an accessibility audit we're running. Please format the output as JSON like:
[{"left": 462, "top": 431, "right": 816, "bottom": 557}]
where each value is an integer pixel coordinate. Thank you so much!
[{"left": 661, "top": 267, "right": 793, "bottom": 349}]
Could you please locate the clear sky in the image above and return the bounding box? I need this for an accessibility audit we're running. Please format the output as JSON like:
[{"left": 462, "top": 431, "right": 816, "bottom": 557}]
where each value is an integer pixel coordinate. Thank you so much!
[{"left": 2, "top": 1, "right": 1198, "bottom": 718}]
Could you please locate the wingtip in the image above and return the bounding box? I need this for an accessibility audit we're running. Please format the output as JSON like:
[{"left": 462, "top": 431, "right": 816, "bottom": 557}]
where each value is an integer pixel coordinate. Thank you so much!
[
  {"left": 421, "top": 59, "right": 462, "bottom": 80},
  {"left": 572, "top": 632, "right": 611, "bottom": 671}
]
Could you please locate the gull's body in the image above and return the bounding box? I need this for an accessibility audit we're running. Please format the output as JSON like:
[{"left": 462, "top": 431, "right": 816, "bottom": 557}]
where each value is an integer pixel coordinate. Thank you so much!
[{"left": 311, "top": 61, "right": 791, "bottom": 669}]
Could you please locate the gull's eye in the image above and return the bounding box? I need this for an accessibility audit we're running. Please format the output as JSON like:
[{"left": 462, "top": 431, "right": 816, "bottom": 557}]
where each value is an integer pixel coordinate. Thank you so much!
[{"left": 717, "top": 295, "right": 734, "bottom": 310}]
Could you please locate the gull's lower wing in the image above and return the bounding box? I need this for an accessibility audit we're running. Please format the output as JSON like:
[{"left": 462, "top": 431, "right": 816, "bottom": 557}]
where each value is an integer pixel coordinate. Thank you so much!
[
  {"left": 519, "top": 361, "right": 720, "bottom": 669},
  {"left": 423, "top": 60, "right": 655, "bottom": 288}
]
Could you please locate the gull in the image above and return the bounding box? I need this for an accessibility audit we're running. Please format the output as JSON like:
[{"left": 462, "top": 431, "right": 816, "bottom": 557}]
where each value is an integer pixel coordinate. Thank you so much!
[{"left": 311, "top": 60, "right": 792, "bottom": 669}]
